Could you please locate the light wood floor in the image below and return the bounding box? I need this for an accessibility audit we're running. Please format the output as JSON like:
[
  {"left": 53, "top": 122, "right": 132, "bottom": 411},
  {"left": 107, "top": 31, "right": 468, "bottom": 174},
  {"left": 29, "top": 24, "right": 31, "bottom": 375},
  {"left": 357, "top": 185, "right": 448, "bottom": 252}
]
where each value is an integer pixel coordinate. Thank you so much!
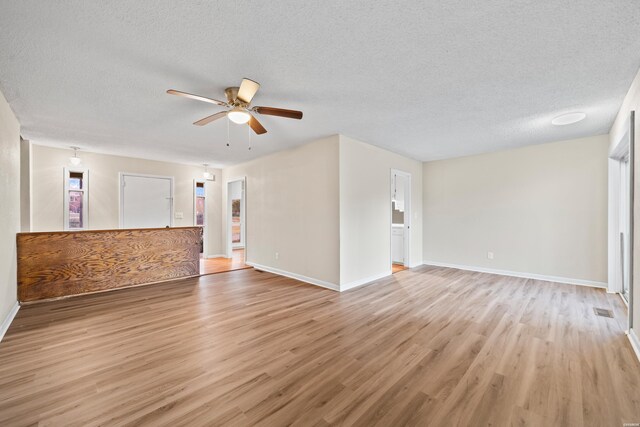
[
  {"left": 1, "top": 266, "right": 639, "bottom": 426},
  {"left": 392, "top": 263, "right": 408, "bottom": 273},
  {"left": 200, "top": 248, "right": 250, "bottom": 275}
]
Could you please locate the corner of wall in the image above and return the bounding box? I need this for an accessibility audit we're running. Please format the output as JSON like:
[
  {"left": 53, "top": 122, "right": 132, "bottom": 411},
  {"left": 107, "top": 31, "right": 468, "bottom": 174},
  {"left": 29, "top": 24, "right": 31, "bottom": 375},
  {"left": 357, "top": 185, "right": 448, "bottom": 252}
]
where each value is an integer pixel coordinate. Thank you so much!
[
  {"left": 0, "top": 302, "right": 20, "bottom": 343},
  {"left": 0, "top": 88, "right": 21, "bottom": 337}
]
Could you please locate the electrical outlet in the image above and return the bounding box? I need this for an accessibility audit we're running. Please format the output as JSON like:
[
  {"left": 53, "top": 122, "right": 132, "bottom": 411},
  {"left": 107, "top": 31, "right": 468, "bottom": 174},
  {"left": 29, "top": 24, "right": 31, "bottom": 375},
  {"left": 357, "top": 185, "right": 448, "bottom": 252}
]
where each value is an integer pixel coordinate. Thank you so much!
[
  {"left": 275, "top": 252, "right": 279, "bottom": 260},
  {"left": 174, "top": 212, "right": 184, "bottom": 219},
  {"left": 487, "top": 251, "right": 494, "bottom": 260}
]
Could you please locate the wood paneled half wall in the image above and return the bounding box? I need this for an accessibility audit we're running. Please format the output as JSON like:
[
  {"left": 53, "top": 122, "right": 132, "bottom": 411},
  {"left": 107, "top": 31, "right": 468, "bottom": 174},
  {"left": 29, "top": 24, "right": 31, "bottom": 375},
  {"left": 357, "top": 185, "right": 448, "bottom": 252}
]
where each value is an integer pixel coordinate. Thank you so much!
[{"left": 17, "top": 227, "right": 201, "bottom": 302}]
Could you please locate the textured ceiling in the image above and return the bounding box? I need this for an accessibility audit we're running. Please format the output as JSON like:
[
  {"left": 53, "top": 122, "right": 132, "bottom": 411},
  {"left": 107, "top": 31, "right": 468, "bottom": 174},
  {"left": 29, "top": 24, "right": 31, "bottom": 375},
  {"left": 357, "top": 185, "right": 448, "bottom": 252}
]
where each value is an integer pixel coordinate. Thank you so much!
[{"left": 1, "top": 1, "right": 639, "bottom": 167}]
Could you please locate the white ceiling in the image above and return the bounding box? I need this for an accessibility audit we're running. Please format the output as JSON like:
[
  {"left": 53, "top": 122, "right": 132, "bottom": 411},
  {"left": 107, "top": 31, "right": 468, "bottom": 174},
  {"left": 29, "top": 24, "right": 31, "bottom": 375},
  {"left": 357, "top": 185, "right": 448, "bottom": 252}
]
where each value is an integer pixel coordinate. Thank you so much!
[{"left": 1, "top": 1, "right": 639, "bottom": 167}]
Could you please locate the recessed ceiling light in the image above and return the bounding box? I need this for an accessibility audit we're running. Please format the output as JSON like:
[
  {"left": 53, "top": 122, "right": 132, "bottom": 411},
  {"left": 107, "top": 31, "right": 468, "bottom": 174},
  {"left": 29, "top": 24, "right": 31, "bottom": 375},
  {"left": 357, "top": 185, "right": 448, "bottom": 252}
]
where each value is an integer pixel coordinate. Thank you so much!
[{"left": 551, "top": 112, "right": 586, "bottom": 126}]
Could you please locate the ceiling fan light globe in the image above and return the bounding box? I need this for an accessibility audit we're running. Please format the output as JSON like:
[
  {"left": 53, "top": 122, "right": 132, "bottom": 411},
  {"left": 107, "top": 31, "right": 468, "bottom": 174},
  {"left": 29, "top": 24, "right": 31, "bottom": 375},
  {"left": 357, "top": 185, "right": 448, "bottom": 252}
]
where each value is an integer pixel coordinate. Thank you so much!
[{"left": 228, "top": 108, "right": 250, "bottom": 124}]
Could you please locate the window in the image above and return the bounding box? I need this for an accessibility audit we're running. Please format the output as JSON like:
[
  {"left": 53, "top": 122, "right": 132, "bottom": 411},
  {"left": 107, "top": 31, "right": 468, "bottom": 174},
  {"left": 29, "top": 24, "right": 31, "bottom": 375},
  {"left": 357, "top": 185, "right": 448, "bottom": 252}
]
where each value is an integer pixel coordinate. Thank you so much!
[
  {"left": 195, "top": 181, "right": 205, "bottom": 226},
  {"left": 64, "top": 168, "right": 89, "bottom": 230},
  {"left": 194, "top": 180, "right": 206, "bottom": 255}
]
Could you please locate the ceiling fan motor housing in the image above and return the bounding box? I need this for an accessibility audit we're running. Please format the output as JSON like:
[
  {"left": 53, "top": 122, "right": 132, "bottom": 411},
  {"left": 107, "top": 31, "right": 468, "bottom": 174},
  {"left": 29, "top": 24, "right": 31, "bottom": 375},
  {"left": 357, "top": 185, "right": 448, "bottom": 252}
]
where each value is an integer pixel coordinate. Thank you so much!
[{"left": 225, "top": 87, "right": 246, "bottom": 107}]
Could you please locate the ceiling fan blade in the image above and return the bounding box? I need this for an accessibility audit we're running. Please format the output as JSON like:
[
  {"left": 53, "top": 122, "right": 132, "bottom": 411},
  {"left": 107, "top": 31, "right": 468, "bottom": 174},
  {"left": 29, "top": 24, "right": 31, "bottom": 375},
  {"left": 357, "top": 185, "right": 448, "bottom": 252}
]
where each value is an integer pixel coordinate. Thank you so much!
[
  {"left": 167, "top": 89, "right": 228, "bottom": 106},
  {"left": 236, "top": 78, "right": 260, "bottom": 104},
  {"left": 253, "top": 106, "right": 303, "bottom": 120},
  {"left": 193, "top": 111, "right": 228, "bottom": 126},
  {"left": 248, "top": 114, "right": 267, "bottom": 135}
]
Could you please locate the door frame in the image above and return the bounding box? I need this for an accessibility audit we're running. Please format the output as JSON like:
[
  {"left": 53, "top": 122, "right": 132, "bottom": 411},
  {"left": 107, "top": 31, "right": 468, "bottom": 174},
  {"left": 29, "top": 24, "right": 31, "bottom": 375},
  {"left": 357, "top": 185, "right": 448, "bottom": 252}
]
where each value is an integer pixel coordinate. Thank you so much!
[
  {"left": 390, "top": 169, "right": 411, "bottom": 269},
  {"left": 226, "top": 176, "right": 246, "bottom": 259},
  {"left": 608, "top": 111, "right": 635, "bottom": 330},
  {"left": 119, "top": 172, "right": 175, "bottom": 229}
]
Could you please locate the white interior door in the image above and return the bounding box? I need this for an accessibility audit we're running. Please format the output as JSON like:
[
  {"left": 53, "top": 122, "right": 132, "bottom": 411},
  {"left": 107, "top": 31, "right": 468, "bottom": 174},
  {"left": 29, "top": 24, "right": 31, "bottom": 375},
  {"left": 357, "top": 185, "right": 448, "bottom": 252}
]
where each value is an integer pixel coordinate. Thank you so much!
[{"left": 121, "top": 174, "right": 173, "bottom": 229}]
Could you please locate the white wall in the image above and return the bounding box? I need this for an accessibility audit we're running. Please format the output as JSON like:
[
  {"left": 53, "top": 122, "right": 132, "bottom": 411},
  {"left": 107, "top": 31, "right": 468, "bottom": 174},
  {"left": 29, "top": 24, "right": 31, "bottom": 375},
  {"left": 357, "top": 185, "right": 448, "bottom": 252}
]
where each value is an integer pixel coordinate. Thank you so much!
[
  {"left": 423, "top": 135, "right": 609, "bottom": 286},
  {"left": 30, "top": 145, "right": 223, "bottom": 256},
  {"left": 610, "top": 67, "right": 640, "bottom": 346},
  {"left": 222, "top": 136, "right": 341, "bottom": 287},
  {"left": 0, "top": 89, "right": 20, "bottom": 337},
  {"left": 339, "top": 135, "right": 423, "bottom": 289}
]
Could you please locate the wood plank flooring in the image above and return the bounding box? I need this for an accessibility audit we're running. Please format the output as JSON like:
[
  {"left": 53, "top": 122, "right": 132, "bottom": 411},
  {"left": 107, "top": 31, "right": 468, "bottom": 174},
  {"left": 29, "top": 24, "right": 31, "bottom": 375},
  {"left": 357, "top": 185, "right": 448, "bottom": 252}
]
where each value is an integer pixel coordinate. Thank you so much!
[
  {"left": 200, "top": 249, "right": 249, "bottom": 275},
  {"left": 392, "top": 263, "right": 408, "bottom": 273},
  {"left": 0, "top": 265, "right": 639, "bottom": 426}
]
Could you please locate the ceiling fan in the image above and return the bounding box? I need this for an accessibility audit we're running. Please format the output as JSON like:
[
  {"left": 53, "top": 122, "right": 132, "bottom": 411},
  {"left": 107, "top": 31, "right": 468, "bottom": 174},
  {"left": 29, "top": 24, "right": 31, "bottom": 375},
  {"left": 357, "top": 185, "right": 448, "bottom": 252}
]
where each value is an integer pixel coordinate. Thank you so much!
[{"left": 167, "top": 78, "right": 303, "bottom": 135}]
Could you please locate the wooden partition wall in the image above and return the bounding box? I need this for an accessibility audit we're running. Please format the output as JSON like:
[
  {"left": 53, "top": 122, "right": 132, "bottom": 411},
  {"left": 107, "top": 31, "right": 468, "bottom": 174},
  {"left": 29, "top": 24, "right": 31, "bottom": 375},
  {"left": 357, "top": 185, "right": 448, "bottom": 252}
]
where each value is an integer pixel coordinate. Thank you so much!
[{"left": 17, "top": 227, "right": 202, "bottom": 302}]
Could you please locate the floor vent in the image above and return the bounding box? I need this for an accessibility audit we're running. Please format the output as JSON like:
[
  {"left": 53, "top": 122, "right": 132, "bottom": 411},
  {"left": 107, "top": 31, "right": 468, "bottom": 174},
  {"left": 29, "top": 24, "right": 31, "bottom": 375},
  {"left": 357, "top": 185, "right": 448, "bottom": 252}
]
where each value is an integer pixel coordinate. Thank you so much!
[{"left": 593, "top": 307, "right": 614, "bottom": 318}]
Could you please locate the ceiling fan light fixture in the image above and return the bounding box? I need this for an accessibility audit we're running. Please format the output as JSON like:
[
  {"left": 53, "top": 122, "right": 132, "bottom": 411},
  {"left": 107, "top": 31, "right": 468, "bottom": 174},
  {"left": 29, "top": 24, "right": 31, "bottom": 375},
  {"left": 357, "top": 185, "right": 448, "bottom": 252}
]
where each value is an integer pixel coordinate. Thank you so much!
[
  {"left": 168, "top": 78, "right": 303, "bottom": 136},
  {"left": 228, "top": 107, "right": 251, "bottom": 124}
]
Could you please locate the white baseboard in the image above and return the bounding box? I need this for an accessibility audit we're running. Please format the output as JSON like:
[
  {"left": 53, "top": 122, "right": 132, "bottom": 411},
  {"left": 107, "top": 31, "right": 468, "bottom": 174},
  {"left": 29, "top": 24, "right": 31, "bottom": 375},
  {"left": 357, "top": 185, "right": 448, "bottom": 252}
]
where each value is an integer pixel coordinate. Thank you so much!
[
  {"left": 340, "top": 271, "right": 392, "bottom": 292},
  {"left": 205, "top": 254, "right": 227, "bottom": 259},
  {"left": 0, "top": 301, "right": 20, "bottom": 343},
  {"left": 628, "top": 329, "right": 640, "bottom": 363},
  {"left": 422, "top": 261, "right": 607, "bottom": 288},
  {"left": 246, "top": 262, "right": 340, "bottom": 291}
]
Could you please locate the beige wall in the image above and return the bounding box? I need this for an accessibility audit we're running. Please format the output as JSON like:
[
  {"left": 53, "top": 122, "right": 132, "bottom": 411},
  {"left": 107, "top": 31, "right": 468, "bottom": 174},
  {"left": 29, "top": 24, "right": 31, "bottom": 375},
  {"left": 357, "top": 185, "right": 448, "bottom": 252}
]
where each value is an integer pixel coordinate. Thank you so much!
[
  {"left": 610, "top": 67, "right": 640, "bottom": 338},
  {"left": 423, "top": 135, "right": 609, "bottom": 285},
  {"left": 0, "top": 89, "right": 20, "bottom": 328},
  {"left": 222, "top": 136, "right": 341, "bottom": 287},
  {"left": 339, "top": 135, "right": 423, "bottom": 288},
  {"left": 30, "top": 145, "right": 223, "bottom": 256},
  {"left": 19, "top": 139, "right": 31, "bottom": 232}
]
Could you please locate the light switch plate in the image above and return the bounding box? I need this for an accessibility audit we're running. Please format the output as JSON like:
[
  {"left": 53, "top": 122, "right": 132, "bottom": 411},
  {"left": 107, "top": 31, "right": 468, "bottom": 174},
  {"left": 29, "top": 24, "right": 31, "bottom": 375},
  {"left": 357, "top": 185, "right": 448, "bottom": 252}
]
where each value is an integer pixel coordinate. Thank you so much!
[{"left": 175, "top": 212, "right": 184, "bottom": 219}]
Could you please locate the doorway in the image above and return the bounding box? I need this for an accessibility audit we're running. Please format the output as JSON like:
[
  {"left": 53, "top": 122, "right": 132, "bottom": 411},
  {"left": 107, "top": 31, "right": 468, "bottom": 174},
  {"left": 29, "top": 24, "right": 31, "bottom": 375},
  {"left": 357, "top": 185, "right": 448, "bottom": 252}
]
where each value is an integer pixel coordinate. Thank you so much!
[
  {"left": 227, "top": 177, "right": 246, "bottom": 264},
  {"left": 197, "top": 176, "right": 251, "bottom": 276},
  {"left": 120, "top": 173, "right": 173, "bottom": 229},
  {"left": 390, "top": 169, "right": 411, "bottom": 273}
]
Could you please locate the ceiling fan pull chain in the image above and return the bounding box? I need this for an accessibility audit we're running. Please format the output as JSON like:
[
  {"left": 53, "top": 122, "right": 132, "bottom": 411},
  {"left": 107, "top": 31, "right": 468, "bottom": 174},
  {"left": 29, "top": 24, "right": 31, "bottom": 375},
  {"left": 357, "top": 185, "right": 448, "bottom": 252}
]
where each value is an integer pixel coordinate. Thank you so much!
[
  {"left": 226, "top": 117, "right": 230, "bottom": 147},
  {"left": 248, "top": 126, "right": 252, "bottom": 151}
]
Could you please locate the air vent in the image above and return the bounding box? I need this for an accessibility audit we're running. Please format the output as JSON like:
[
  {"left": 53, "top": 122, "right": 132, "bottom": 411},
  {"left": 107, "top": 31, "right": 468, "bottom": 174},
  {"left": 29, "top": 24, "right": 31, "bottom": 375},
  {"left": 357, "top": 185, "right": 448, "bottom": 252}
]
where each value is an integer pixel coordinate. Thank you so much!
[{"left": 593, "top": 307, "right": 614, "bottom": 318}]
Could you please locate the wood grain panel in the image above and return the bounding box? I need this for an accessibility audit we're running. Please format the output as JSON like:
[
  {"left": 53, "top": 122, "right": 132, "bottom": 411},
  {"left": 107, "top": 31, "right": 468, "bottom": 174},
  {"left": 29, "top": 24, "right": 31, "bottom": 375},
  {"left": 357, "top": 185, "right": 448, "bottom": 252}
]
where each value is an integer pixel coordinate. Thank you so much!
[{"left": 17, "top": 227, "right": 201, "bottom": 302}]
